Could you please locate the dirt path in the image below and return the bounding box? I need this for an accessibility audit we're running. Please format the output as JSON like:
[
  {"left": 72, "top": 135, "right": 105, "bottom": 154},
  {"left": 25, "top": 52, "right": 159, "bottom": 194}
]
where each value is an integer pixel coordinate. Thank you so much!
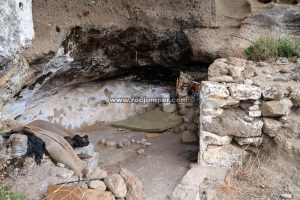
[{"left": 85, "top": 126, "right": 197, "bottom": 200}]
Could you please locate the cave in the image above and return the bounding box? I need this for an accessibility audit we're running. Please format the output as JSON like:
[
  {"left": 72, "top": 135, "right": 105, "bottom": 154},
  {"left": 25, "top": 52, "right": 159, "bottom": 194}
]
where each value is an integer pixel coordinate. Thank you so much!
[{"left": 1, "top": 25, "right": 208, "bottom": 198}]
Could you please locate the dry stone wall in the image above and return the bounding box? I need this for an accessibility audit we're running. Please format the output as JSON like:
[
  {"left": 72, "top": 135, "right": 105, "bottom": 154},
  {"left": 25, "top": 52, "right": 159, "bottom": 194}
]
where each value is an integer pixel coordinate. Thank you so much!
[{"left": 199, "top": 57, "right": 300, "bottom": 168}]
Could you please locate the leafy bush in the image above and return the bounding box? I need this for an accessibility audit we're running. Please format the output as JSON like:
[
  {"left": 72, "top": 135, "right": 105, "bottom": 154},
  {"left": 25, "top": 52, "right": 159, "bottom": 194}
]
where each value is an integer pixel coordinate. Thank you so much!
[
  {"left": 0, "top": 184, "right": 26, "bottom": 200},
  {"left": 245, "top": 37, "right": 300, "bottom": 61}
]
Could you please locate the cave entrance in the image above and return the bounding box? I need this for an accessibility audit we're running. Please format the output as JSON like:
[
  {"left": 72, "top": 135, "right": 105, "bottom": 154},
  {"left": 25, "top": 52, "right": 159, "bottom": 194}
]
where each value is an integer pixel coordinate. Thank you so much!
[{"left": 3, "top": 26, "right": 209, "bottom": 198}]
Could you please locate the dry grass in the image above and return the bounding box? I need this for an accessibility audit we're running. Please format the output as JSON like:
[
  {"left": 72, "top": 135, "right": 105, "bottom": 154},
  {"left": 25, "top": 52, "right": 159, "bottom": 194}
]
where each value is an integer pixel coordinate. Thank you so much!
[{"left": 221, "top": 153, "right": 281, "bottom": 200}]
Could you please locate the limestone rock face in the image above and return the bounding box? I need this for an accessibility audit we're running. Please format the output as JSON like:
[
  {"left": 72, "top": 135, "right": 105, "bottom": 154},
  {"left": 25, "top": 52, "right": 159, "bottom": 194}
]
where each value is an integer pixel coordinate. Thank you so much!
[
  {"left": 202, "top": 109, "right": 263, "bottom": 137},
  {"left": 261, "top": 99, "right": 293, "bottom": 117},
  {"left": 0, "top": 0, "right": 34, "bottom": 65}
]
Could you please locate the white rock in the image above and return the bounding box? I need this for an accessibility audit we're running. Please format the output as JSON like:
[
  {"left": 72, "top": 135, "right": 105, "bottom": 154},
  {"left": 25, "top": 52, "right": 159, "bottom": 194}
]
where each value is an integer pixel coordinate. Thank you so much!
[
  {"left": 280, "top": 193, "right": 292, "bottom": 199},
  {"left": 106, "top": 141, "right": 117, "bottom": 147},
  {"left": 137, "top": 148, "right": 145, "bottom": 154},
  {"left": 201, "top": 81, "right": 230, "bottom": 99},
  {"left": 55, "top": 168, "right": 75, "bottom": 179},
  {"left": 88, "top": 180, "right": 106, "bottom": 191},
  {"left": 244, "top": 79, "right": 253, "bottom": 86},
  {"left": 228, "top": 84, "right": 261, "bottom": 100},
  {"left": 0, "top": 135, "right": 4, "bottom": 146},
  {"left": 248, "top": 105, "right": 259, "bottom": 111},
  {"left": 201, "top": 131, "right": 232, "bottom": 146},
  {"left": 85, "top": 152, "right": 99, "bottom": 170},
  {"left": 262, "top": 86, "right": 284, "bottom": 100},
  {"left": 75, "top": 144, "right": 95, "bottom": 156},
  {"left": 104, "top": 174, "right": 127, "bottom": 198},
  {"left": 234, "top": 137, "right": 263, "bottom": 147},
  {"left": 248, "top": 111, "right": 261, "bottom": 118}
]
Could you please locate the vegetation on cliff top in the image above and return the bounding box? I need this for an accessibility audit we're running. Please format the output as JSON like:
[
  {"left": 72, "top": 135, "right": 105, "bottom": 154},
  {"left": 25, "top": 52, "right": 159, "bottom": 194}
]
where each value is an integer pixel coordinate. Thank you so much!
[{"left": 245, "top": 37, "right": 300, "bottom": 61}]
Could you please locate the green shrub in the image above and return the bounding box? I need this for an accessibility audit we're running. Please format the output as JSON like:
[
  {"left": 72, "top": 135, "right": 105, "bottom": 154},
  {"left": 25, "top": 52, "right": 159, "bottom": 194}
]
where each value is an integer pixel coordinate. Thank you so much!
[
  {"left": 245, "top": 37, "right": 300, "bottom": 61},
  {"left": 0, "top": 184, "right": 26, "bottom": 200}
]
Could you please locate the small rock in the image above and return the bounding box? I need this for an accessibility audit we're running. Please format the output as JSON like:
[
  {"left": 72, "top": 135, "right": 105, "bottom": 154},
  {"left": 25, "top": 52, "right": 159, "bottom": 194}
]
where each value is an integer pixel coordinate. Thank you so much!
[
  {"left": 85, "top": 152, "right": 100, "bottom": 170},
  {"left": 181, "top": 130, "right": 198, "bottom": 143},
  {"left": 137, "top": 148, "right": 145, "bottom": 154},
  {"left": 141, "top": 139, "right": 147, "bottom": 142},
  {"left": 263, "top": 118, "right": 282, "bottom": 137},
  {"left": 145, "top": 133, "right": 161, "bottom": 139},
  {"left": 248, "top": 105, "right": 259, "bottom": 111},
  {"left": 56, "top": 168, "right": 75, "bottom": 179},
  {"left": 262, "top": 86, "right": 284, "bottom": 100},
  {"left": 104, "top": 174, "right": 127, "bottom": 198},
  {"left": 280, "top": 193, "right": 292, "bottom": 199},
  {"left": 100, "top": 139, "right": 106, "bottom": 144},
  {"left": 131, "top": 139, "right": 136, "bottom": 144},
  {"left": 173, "top": 125, "right": 186, "bottom": 133},
  {"left": 261, "top": 99, "right": 293, "bottom": 117},
  {"left": 57, "top": 163, "right": 65, "bottom": 168},
  {"left": 201, "top": 81, "right": 230, "bottom": 99},
  {"left": 201, "top": 131, "right": 232, "bottom": 146},
  {"left": 244, "top": 79, "right": 253, "bottom": 85},
  {"left": 123, "top": 140, "right": 131, "bottom": 146},
  {"left": 118, "top": 128, "right": 125, "bottom": 131},
  {"left": 9, "top": 134, "right": 28, "bottom": 158},
  {"left": 248, "top": 111, "right": 261, "bottom": 118},
  {"left": 106, "top": 141, "right": 117, "bottom": 147},
  {"left": 143, "top": 142, "right": 151, "bottom": 146},
  {"left": 117, "top": 141, "right": 124, "bottom": 148},
  {"left": 87, "top": 167, "right": 108, "bottom": 179},
  {"left": 234, "top": 137, "right": 263, "bottom": 147},
  {"left": 88, "top": 180, "right": 106, "bottom": 191},
  {"left": 186, "top": 123, "right": 198, "bottom": 132},
  {"left": 75, "top": 144, "right": 95, "bottom": 156}
]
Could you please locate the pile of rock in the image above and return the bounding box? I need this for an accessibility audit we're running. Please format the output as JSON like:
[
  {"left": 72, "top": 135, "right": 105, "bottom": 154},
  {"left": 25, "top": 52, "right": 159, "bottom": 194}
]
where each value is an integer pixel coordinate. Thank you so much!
[
  {"left": 83, "top": 168, "right": 145, "bottom": 200},
  {"left": 98, "top": 138, "right": 151, "bottom": 154},
  {"left": 199, "top": 57, "right": 300, "bottom": 168},
  {"left": 175, "top": 72, "right": 200, "bottom": 144}
]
